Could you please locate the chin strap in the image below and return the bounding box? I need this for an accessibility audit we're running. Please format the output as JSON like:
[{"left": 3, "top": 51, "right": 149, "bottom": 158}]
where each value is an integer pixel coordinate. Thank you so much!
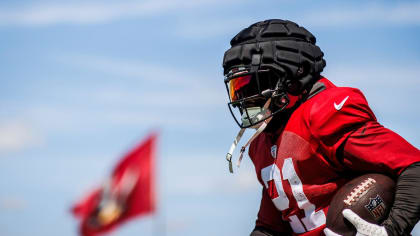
[
  {"left": 236, "top": 115, "right": 273, "bottom": 168},
  {"left": 226, "top": 98, "right": 272, "bottom": 173},
  {"left": 226, "top": 128, "right": 246, "bottom": 173}
]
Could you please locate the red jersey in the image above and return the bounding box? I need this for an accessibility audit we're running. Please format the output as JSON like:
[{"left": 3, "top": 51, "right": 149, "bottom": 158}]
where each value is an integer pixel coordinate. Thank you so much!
[{"left": 248, "top": 78, "right": 420, "bottom": 235}]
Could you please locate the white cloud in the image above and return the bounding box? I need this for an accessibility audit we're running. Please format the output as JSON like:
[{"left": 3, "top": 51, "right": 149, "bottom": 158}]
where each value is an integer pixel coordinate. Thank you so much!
[
  {"left": 174, "top": 17, "right": 254, "bottom": 39},
  {"left": 54, "top": 53, "right": 226, "bottom": 108},
  {"left": 302, "top": 2, "right": 420, "bottom": 28},
  {"left": 93, "top": 89, "right": 223, "bottom": 110},
  {"left": 56, "top": 53, "right": 197, "bottom": 86},
  {"left": 172, "top": 2, "right": 420, "bottom": 38},
  {"left": 0, "top": 196, "right": 26, "bottom": 210},
  {"left": 19, "top": 104, "right": 205, "bottom": 135},
  {"left": 0, "top": 0, "right": 240, "bottom": 26},
  {"left": 1, "top": 53, "right": 226, "bottom": 133},
  {"left": 163, "top": 154, "right": 259, "bottom": 196},
  {"left": 0, "top": 53, "right": 226, "bottom": 137},
  {"left": 0, "top": 121, "right": 44, "bottom": 153}
]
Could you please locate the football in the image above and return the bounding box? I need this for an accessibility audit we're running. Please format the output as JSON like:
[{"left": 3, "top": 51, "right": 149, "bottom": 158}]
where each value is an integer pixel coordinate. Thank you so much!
[{"left": 326, "top": 174, "right": 395, "bottom": 236}]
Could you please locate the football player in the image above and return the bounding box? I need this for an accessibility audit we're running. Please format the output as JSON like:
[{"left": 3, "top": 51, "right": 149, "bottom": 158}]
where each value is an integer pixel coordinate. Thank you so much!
[{"left": 222, "top": 19, "right": 420, "bottom": 236}]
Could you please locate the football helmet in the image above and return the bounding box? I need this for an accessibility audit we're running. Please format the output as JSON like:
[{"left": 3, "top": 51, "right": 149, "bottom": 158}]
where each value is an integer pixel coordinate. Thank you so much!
[
  {"left": 223, "top": 19, "right": 326, "bottom": 172},
  {"left": 223, "top": 19, "right": 326, "bottom": 129}
]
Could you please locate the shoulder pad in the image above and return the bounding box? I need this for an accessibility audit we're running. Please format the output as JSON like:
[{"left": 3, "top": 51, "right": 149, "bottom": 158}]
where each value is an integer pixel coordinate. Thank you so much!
[{"left": 308, "top": 87, "right": 376, "bottom": 145}]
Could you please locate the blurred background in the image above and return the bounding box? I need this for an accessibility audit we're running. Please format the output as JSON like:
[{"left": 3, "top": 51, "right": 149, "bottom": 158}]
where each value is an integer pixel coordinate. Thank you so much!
[{"left": 1, "top": 0, "right": 420, "bottom": 235}]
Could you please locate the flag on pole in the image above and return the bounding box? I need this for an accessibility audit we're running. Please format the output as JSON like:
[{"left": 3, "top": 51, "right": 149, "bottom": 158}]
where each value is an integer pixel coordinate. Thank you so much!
[{"left": 72, "top": 133, "right": 157, "bottom": 236}]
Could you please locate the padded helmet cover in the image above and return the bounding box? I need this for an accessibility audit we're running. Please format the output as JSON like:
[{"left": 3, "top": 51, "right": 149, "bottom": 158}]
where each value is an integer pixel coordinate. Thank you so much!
[{"left": 223, "top": 19, "right": 326, "bottom": 94}]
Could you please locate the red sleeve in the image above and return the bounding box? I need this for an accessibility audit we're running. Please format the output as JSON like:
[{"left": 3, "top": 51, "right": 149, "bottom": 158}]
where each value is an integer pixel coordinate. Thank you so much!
[
  {"left": 255, "top": 188, "right": 292, "bottom": 233},
  {"left": 309, "top": 87, "right": 420, "bottom": 176},
  {"left": 342, "top": 121, "right": 420, "bottom": 176}
]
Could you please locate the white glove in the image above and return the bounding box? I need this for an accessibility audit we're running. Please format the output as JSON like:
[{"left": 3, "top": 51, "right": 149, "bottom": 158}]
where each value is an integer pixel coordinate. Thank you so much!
[{"left": 323, "top": 209, "right": 388, "bottom": 236}]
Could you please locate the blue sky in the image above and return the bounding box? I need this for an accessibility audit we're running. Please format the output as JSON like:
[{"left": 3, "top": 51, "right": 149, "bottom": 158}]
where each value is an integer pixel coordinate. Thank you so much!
[{"left": 1, "top": 0, "right": 420, "bottom": 235}]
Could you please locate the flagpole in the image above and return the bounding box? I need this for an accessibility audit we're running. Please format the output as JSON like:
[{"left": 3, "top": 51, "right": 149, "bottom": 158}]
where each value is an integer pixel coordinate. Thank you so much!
[
  {"left": 154, "top": 131, "right": 165, "bottom": 236},
  {"left": 154, "top": 207, "right": 166, "bottom": 236},
  {"left": 153, "top": 177, "right": 166, "bottom": 236}
]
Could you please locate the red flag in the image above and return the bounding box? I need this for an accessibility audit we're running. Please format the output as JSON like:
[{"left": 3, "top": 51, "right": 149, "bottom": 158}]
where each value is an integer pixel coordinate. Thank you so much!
[{"left": 72, "top": 133, "right": 157, "bottom": 236}]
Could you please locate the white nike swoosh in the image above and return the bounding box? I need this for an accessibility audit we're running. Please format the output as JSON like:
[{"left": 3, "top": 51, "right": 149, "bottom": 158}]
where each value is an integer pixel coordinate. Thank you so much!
[{"left": 334, "top": 96, "right": 349, "bottom": 110}]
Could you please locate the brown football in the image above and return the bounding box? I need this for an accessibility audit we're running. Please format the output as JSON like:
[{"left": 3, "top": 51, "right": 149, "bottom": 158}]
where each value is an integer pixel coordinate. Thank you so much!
[{"left": 326, "top": 174, "right": 395, "bottom": 236}]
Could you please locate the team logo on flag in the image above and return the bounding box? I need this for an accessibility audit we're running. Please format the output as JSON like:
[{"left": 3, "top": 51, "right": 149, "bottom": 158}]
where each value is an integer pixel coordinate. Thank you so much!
[
  {"left": 271, "top": 145, "right": 277, "bottom": 158},
  {"left": 72, "top": 133, "right": 157, "bottom": 236},
  {"left": 365, "top": 194, "right": 386, "bottom": 219},
  {"left": 89, "top": 169, "right": 140, "bottom": 228}
]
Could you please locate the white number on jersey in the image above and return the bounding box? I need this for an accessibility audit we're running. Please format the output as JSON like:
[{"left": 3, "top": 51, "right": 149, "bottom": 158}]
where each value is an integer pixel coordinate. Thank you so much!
[{"left": 261, "top": 158, "right": 326, "bottom": 233}]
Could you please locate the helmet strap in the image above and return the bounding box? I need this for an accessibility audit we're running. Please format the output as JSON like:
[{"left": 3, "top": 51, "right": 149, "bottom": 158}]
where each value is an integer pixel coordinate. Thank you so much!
[
  {"left": 226, "top": 128, "right": 245, "bottom": 173},
  {"left": 237, "top": 115, "right": 273, "bottom": 168},
  {"left": 226, "top": 98, "right": 272, "bottom": 173}
]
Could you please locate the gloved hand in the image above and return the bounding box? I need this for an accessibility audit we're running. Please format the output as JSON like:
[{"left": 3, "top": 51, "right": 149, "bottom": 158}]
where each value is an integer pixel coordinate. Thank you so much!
[{"left": 323, "top": 209, "right": 388, "bottom": 236}]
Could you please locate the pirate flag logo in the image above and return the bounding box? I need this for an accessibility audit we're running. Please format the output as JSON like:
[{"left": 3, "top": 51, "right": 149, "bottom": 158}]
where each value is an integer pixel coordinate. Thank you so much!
[
  {"left": 72, "top": 133, "right": 157, "bottom": 236},
  {"left": 87, "top": 168, "right": 140, "bottom": 229}
]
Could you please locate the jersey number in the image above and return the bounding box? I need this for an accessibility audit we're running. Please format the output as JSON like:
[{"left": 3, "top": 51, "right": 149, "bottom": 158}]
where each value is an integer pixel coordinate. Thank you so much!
[{"left": 261, "top": 158, "right": 326, "bottom": 233}]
